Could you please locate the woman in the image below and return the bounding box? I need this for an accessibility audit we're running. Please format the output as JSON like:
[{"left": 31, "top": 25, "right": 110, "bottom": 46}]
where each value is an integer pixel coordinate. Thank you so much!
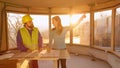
[{"left": 49, "top": 14, "right": 86, "bottom": 68}]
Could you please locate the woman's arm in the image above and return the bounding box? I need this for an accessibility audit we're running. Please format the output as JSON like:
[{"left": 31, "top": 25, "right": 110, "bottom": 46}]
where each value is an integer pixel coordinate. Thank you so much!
[
  {"left": 70, "top": 14, "right": 86, "bottom": 29},
  {"left": 49, "top": 30, "right": 53, "bottom": 48},
  {"left": 47, "top": 30, "right": 54, "bottom": 52}
]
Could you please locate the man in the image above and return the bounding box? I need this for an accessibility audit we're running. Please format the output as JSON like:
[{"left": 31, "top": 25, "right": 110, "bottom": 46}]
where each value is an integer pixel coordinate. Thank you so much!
[{"left": 16, "top": 14, "right": 43, "bottom": 68}]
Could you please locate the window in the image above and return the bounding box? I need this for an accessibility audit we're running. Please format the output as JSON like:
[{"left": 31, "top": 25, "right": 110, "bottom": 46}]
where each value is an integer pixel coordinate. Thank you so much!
[
  {"left": 73, "top": 13, "right": 90, "bottom": 46},
  {"left": 94, "top": 10, "right": 112, "bottom": 47},
  {"left": 115, "top": 7, "right": 120, "bottom": 51},
  {"left": 31, "top": 15, "right": 49, "bottom": 44},
  {"left": 7, "top": 13, "right": 49, "bottom": 49},
  {"left": 7, "top": 13, "right": 23, "bottom": 49}
]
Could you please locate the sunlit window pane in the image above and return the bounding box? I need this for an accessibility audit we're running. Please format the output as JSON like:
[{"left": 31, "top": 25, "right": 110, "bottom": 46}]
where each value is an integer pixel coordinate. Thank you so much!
[
  {"left": 51, "top": 15, "right": 70, "bottom": 43},
  {"left": 31, "top": 15, "right": 49, "bottom": 44},
  {"left": 7, "top": 13, "right": 49, "bottom": 49},
  {"left": 73, "top": 13, "right": 90, "bottom": 45},
  {"left": 115, "top": 7, "right": 120, "bottom": 51},
  {"left": 7, "top": 13, "right": 23, "bottom": 49},
  {"left": 94, "top": 10, "right": 112, "bottom": 47}
]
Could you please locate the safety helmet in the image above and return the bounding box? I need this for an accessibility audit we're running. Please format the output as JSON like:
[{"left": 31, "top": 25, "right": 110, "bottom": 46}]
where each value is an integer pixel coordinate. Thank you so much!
[{"left": 22, "top": 14, "right": 33, "bottom": 24}]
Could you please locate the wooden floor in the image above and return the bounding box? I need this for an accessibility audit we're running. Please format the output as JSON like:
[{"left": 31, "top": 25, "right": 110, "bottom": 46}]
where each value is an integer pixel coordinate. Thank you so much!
[{"left": 38, "top": 54, "right": 111, "bottom": 68}]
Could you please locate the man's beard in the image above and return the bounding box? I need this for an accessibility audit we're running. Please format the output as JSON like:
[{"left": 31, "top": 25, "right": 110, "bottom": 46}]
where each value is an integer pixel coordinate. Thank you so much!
[{"left": 27, "top": 24, "right": 34, "bottom": 29}]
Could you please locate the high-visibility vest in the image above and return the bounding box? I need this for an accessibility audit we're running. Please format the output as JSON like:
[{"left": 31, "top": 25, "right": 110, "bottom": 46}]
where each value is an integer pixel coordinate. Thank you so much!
[{"left": 20, "top": 27, "right": 38, "bottom": 50}]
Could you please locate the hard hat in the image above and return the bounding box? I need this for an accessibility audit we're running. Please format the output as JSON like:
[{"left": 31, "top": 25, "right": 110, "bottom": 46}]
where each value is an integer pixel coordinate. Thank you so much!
[{"left": 22, "top": 14, "right": 33, "bottom": 24}]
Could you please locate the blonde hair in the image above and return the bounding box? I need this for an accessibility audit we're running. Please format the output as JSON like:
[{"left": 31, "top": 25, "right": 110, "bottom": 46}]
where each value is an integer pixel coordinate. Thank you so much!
[{"left": 52, "top": 16, "right": 63, "bottom": 34}]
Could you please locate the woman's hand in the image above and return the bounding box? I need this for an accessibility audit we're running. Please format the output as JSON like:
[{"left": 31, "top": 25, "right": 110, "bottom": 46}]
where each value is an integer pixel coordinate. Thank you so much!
[
  {"left": 78, "top": 14, "right": 86, "bottom": 22},
  {"left": 81, "top": 14, "right": 86, "bottom": 19},
  {"left": 45, "top": 46, "right": 52, "bottom": 53}
]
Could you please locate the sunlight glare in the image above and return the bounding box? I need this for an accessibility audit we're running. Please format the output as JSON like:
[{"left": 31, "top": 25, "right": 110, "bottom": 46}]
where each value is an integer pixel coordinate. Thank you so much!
[
  {"left": 73, "top": 37, "right": 81, "bottom": 44},
  {"left": 70, "top": 14, "right": 82, "bottom": 24}
]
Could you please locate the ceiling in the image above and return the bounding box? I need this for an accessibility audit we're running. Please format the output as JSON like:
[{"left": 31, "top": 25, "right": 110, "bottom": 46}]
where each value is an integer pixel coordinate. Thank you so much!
[
  {"left": 0, "top": 0, "right": 117, "bottom": 8},
  {"left": 0, "top": 0, "right": 119, "bottom": 13}
]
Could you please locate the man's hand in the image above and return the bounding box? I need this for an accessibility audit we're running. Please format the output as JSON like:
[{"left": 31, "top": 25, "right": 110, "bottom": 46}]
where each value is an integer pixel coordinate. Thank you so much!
[
  {"left": 27, "top": 49, "right": 32, "bottom": 52},
  {"left": 38, "top": 47, "right": 43, "bottom": 52}
]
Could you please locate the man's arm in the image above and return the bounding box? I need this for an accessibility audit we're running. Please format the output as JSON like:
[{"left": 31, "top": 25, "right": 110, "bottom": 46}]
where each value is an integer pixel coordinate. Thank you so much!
[
  {"left": 16, "top": 30, "right": 28, "bottom": 52},
  {"left": 38, "top": 31, "right": 43, "bottom": 51}
]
